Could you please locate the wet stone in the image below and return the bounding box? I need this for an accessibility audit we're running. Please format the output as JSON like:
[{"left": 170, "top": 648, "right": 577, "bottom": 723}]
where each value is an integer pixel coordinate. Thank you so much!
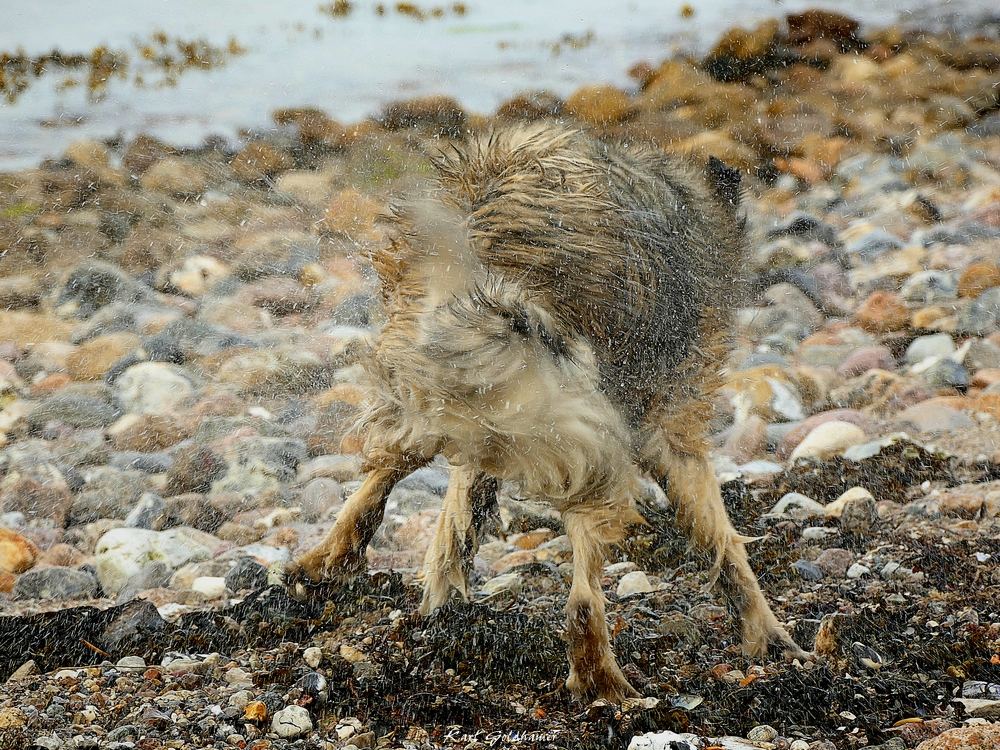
[
  {"left": 922, "top": 359, "right": 971, "bottom": 392},
  {"left": 26, "top": 395, "right": 121, "bottom": 430},
  {"left": 13, "top": 566, "right": 100, "bottom": 600},
  {"left": 907, "top": 333, "right": 956, "bottom": 364},
  {"left": 793, "top": 560, "right": 826, "bottom": 581},
  {"left": 814, "top": 548, "right": 855, "bottom": 578},
  {"left": 224, "top": 557, "right": 268, "bottom": 593}
]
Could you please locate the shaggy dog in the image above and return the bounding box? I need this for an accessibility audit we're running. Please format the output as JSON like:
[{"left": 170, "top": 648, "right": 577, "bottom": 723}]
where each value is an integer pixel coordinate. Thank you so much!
[{"left": 292, "top": 123, "right": 808, "bottom": 701}]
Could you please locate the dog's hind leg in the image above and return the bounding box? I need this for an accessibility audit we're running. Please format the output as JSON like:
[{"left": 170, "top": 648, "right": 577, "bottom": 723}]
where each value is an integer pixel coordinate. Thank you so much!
[
  {"left": 293, "top": 456, "right": 428, "bottom": 584},
  {"left": 642, "top": 440, "right": 809, "bottom": 661},
  {"left": 419, "top": 466, "right": 498, "bottom": 614},
  {"left": 563, "top": 506, "right": 641, "bottom": 703}
]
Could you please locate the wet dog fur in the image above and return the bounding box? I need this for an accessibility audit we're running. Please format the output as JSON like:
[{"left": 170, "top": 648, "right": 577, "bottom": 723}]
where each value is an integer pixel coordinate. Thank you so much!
[{"left": 292, "top": 123, "right": 809, "bottom": 702}]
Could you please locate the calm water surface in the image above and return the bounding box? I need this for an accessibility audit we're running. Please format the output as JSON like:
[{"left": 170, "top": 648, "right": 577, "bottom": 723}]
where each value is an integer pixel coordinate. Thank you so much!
[{"left": 0, "top": 0, "right": 984, "bottom": 169}]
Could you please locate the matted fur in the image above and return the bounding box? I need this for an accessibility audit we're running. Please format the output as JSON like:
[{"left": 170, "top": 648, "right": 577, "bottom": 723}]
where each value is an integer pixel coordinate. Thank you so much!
[{"left": 293, "top": 123, "right": 808, "bottom": 702}]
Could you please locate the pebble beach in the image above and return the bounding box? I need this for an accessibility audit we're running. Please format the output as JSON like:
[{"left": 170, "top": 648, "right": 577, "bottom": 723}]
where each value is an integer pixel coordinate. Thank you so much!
[{"left": 2, "top": 8, "right": 1000, "bottom": 750}]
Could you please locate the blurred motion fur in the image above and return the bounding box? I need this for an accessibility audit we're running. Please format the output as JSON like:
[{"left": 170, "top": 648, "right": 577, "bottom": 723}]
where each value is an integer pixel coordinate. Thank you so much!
[{"left": 293, "top": 123, "right": 808, "bottom": 701}]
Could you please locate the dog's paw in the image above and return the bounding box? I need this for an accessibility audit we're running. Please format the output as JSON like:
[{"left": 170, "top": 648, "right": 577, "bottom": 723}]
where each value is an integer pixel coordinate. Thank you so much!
[
  {"left": 567, "top": 658, "right": 641, "bottom": 704},
  {"left": 741, "top": 621, "right": 811, "bottom": 664},
  {"left": 283, "top": 551, "right": 367, "bottom": 601}
]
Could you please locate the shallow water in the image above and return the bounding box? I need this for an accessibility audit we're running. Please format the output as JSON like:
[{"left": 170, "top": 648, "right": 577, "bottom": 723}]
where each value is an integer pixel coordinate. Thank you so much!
[{"left": 0, "top": 0, "right": 986, "bottom": 169}]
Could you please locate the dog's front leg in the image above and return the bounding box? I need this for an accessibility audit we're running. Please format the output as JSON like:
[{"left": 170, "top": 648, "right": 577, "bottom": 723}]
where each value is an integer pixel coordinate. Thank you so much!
[
  {"left": 563, "top": 508, "right": 640, "bottom": 703},
  {"left": 419, "top": 466, "right": 496, "bottom": 614},
  {"left": 293, "top": 463, "right": 419, "bottom": 584}
]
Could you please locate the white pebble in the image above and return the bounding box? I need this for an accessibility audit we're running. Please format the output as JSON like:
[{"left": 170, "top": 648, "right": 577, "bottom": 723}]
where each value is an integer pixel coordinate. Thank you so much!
[
  {"left": 747, "top": 724, "right": 778, "bottom": 742},
  {"left": 272, "top": 705, "right": 312, "bottom": 739},
  {"left": 303, "top": 646, "right": 323, "bottom": 668},
  {"left": 616, "top": 571, "right": 654, "bottom": 598},
  {"left": 191, "top": 576, "right": 228, "bottom": 599},
  {"left": 847, "top": 563, "right": 871, "bottom": 579}
]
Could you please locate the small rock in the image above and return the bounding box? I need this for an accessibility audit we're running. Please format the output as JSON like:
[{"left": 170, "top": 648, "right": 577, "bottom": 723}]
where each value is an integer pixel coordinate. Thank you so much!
[
  {"left": 847, "top": 563, "right": 871, "bottom": 578},
  {"left": 893, "top": 402, "right": 974, "bottom": 433},
  {"left": 303, "top": 647, "right": 323, "bottom": 668},
  {"left": 832, "top": 487, "right": 879, "bottom": 533},
  {"left": 789, "top": 421, "right": 866, "bottom": 461},
  {"left": 627, "top": 731, "right": 701, "bottom": 750},
  {"left": 957, "top": 287, "right": 1000, "bottom": 336},
  {"left": 564, "top": 84, "right": 633, "bottom": 125},
  {"left": 124, "top": 492, "right": 168, "bottom": 530},
  {"left": 66, "top": 333, "right": 140, "bottom": 381},
  {"left": 769, "top": 492, "right": 826, "bottom": 519},
  {"left": 836, "top": 346, "right": 896, "bottom": 378},
  {"left": 13, "top": 566, "right": 99, "bottom": 600},
  {"left": 922, "top": 359, "right": 971, "bottom": 392},
  {"left": 854, "top": 291, "right": 909, "bottom": 334},
  {"left": 616, "top": 570, "right": 655, "bottom": 597},
  {"left": 914, "top": 722, "right": 1000, "bottom": 750},
  {"left": 191, "top": 576, "right": 228, "bottom": 598},
  {"left": 958, "top": 262, "right": 1000, "bottom": 299},
  {"left": 224, "top": 557, "right": 268, "bottom": 592},
  {"left": 907, "top": 333, "right": 956, "bottom": 364},
  {"left": 115, "top": 362, "right": 196, "bottom": 415},
  {"left": 95, "top": 527, "right": 212, "bottom": 596},
  {"left": 901, "top": 271, "right": 958, "bottom": 304},
  {"left": 230, "top": 142, "right": 293, "bottom": 183},
  {"left": 747, "top": 725, "right": 778, "bottom": 742},
  {"left": 814, "top": 548, "right": 854, "bottom": 578},
  {"left": 140, "top": 156, "right": 208, "bottom": 197},
  {"left": 0, "top": 527, "right": 39, "bottom": 574},
  {"left": 481, "top": 572, "right": 523, "bottom": 596},
  {"left": 793, "top": 560, "right": 825, "bottom": 581},
  {"left": 26, "top": 394, "right": 121, "bottom": 430}
]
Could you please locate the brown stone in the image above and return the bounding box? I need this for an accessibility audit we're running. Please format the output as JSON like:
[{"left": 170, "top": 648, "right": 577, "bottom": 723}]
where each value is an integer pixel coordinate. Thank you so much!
[
  {"left": 36, "top": 543, "right": 90, "bottom": 568},
  {"left": 0, "top": 475, "right": 73, "bottom": 527},
  {"left": 835, "top": 345, "right": 896, "bottom": 379},
  {"left": 319, "top": 188, "right": 386, "bottom": 242},
  {"left": 140, "top": 156, "right": 209, "bottom": 197},
  {"left": 0, "top": 311, "right": 74, "bottom": 349},
  {"left": 0, "top": 528, "right": 39, "bottom": 574},
  {"left": 29, "top": 372, "right": 72, "bottom": 397},
  {"left": 380, "top": 95, "right": 466, "bottom": 136},
  {"left": 958, "top": 262, "right": 1000, "bottom": 299},
  {"left": 164, "top": 493, "right": 225, "bottom": 533},
  {"left": 915, "top": 722, "right": 1000, "bottom": 750},
  {"left": 123, "top": 134, "right": 175, "bottom": 176},
  {"left": 911, "top": 306, "right": 953, "bottom": 332},
  {"left": 509, "top": 528, "right": 555, "bottom": 550},
  {"left": 854, "top": 291, "right": 910, "bottom": 334},
  {"left": 491, "top": 549, "right": 536, "bottom": 574},
  {"left": 164, "top": 445, "right": 226, "bottom": 497},
  {"left": 230, "top": 142, "right": 294, "bottom": 183},
  {"left": 785, "top": 10, "right": 860, "bottom": 47},
  {"left": 109, "top": 413, "right": 189, "bottom": 452},
  {"left": 938, "top": 493, "right": 985, "bottom": 519},
  {"left": 564, "top": 85, "right": 634, "bottom": 126},
  {"left": 215, "top": 522, "right": 265, "bottom": 545},
  {"left": 273, "top": 107, "right": 346, "bottom": 145},
  {"left": 496, "top": 91, "right": 563, "bottom": 121},
  {"left": 66, "top": 333, "right": 140, "bottom": 381}
]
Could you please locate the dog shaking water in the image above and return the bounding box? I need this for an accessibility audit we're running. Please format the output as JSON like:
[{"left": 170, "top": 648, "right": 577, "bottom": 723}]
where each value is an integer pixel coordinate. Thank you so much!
[{"left": 293, "top": 123, "right": 808, "bottom": 702}]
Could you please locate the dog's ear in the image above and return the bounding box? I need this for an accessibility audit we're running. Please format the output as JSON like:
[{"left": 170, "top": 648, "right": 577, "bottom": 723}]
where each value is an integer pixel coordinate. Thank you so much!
[{"left": 706, "top": 156, "right": 742, "bottom": 209}]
